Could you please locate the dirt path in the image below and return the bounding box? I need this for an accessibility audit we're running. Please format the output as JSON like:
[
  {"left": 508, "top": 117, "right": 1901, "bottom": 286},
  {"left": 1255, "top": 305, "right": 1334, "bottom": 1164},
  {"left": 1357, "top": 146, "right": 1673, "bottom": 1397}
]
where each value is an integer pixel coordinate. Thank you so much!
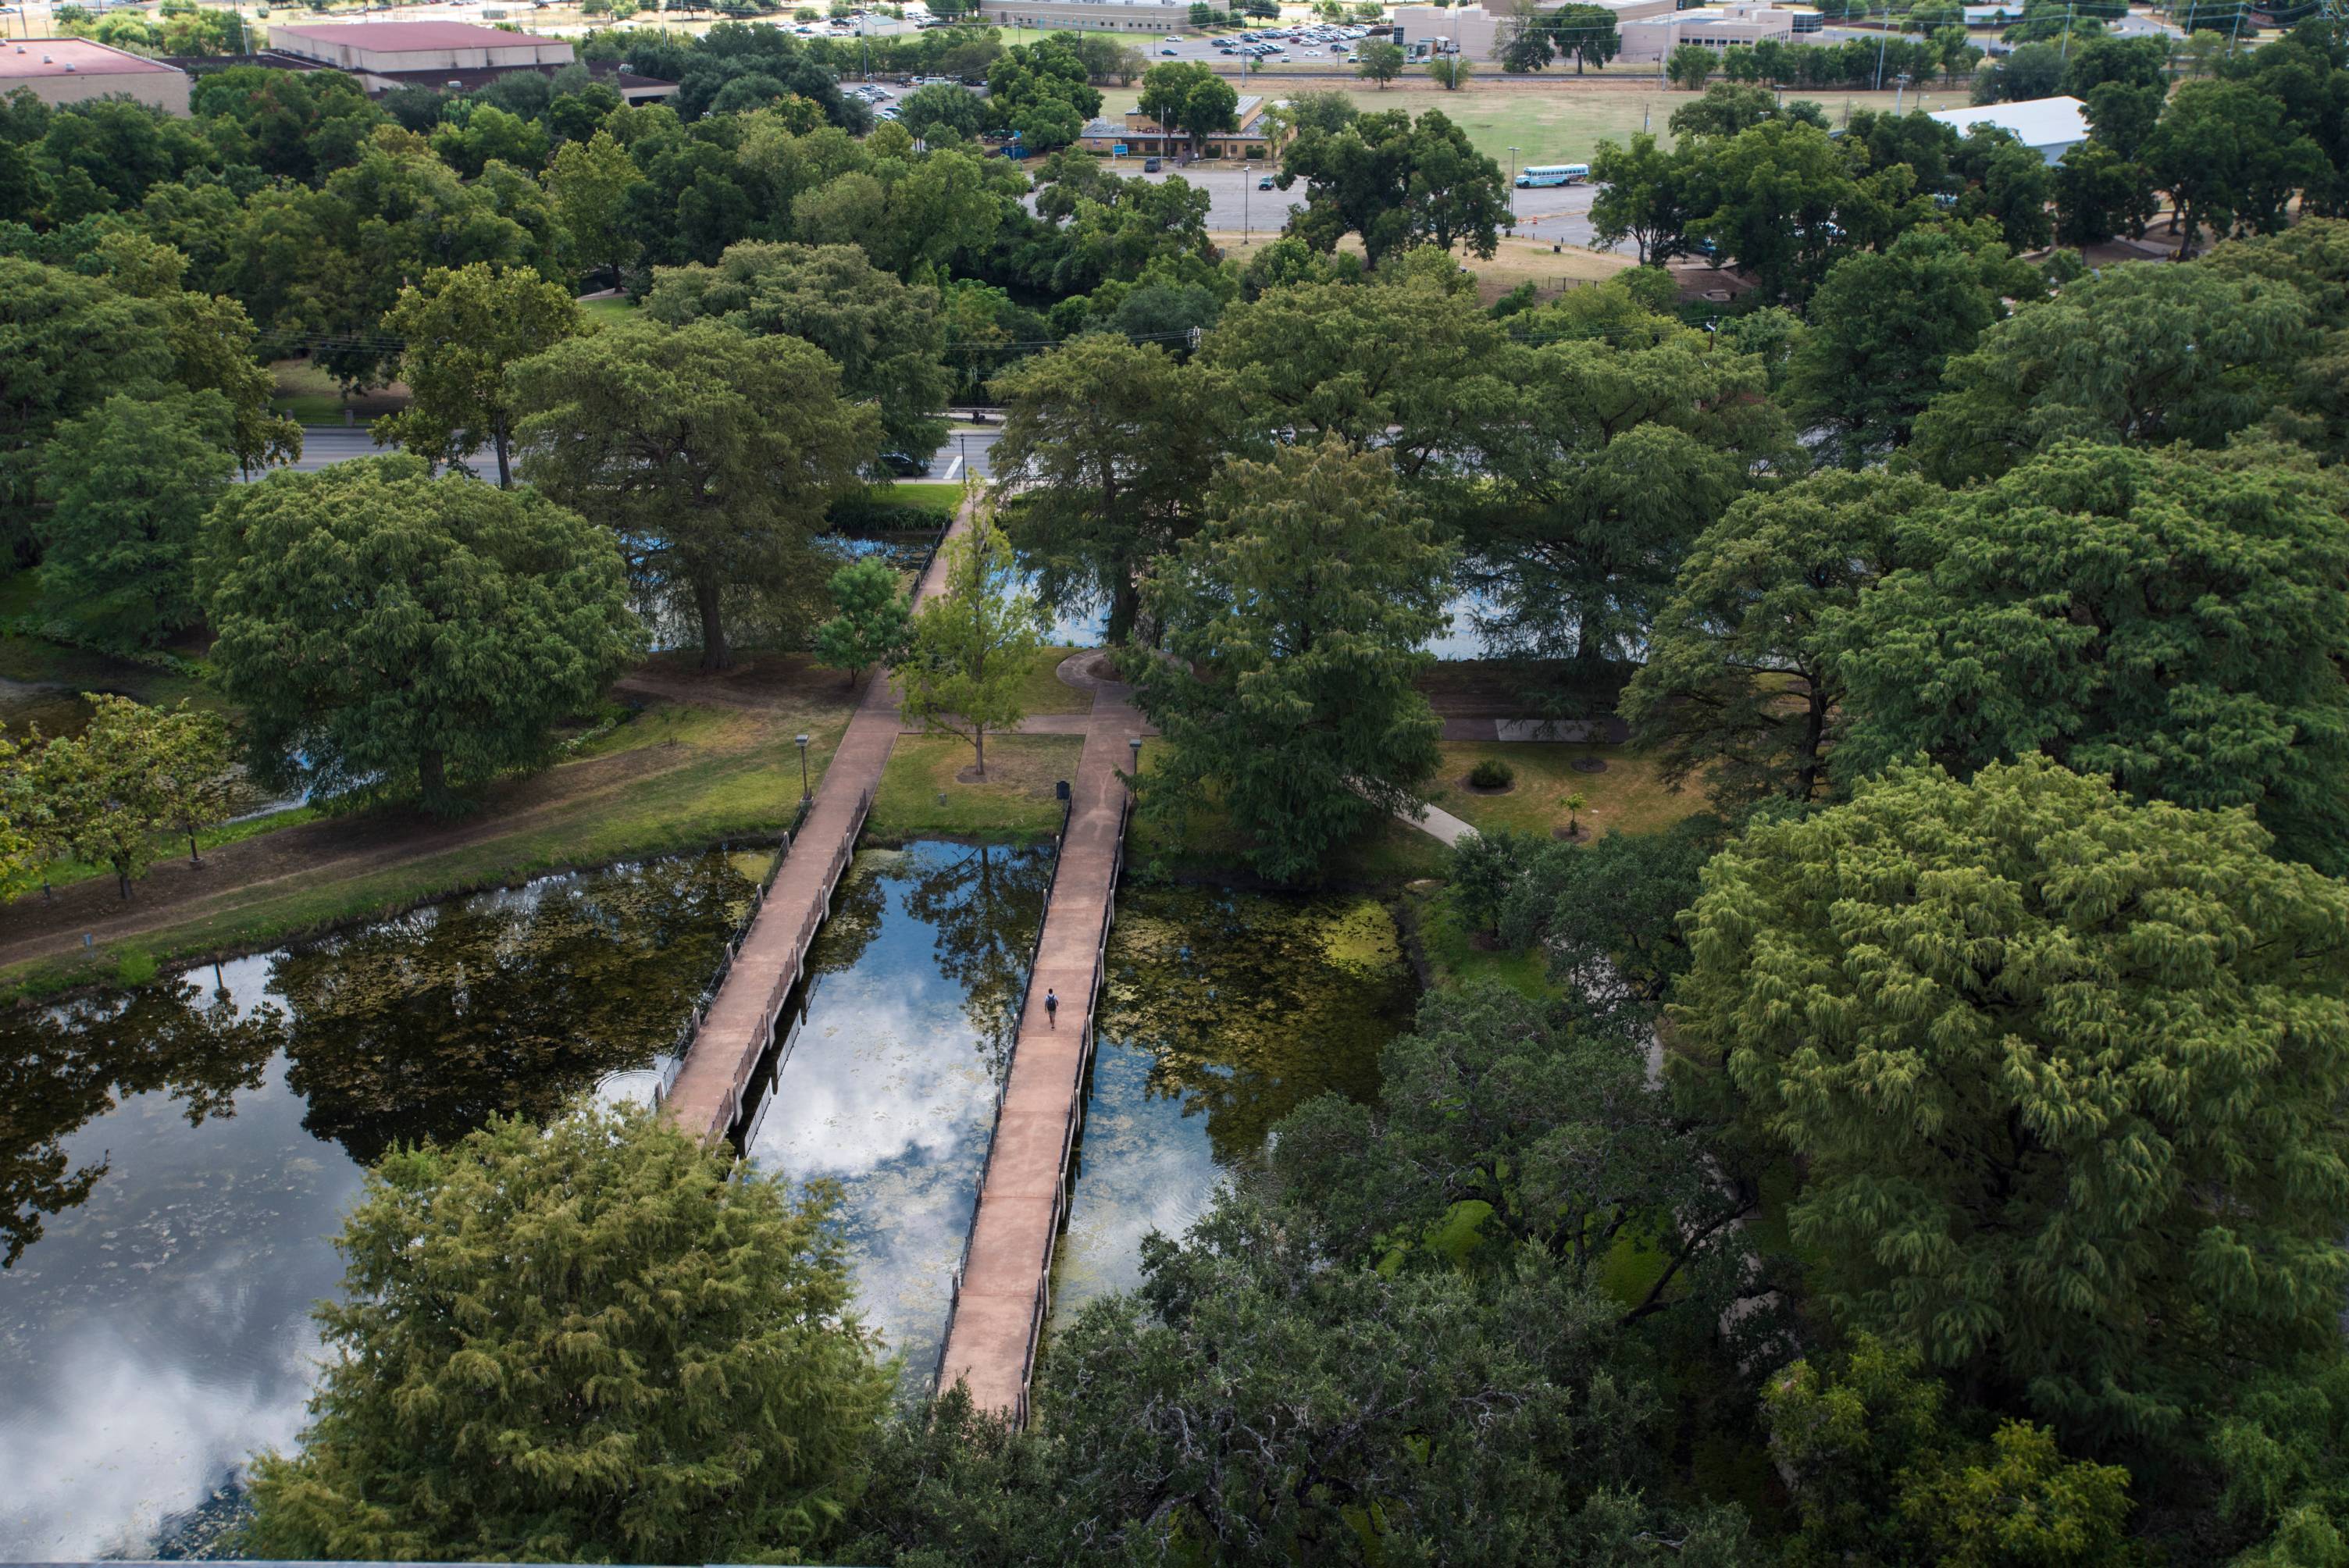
[
  {"left": 0, "top": 742, "right": 698, "bottom": 972},
  {"left": 0, "top": 655, "right": 859, "bottom": 982}
]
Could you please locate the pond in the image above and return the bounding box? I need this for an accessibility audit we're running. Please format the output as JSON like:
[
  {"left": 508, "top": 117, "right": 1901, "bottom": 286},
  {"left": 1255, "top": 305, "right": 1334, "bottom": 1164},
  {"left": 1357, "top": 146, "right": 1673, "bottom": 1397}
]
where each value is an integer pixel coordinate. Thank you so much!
[
  {"left": 1045, "top": 886, "right": 1417, "bottom": 1328},
  {"left": 740, "top": 839, "right": 1053, "bottom": 1391},
  {"left": 0, "top": 849, "right": 765, "bottom": 1560}
]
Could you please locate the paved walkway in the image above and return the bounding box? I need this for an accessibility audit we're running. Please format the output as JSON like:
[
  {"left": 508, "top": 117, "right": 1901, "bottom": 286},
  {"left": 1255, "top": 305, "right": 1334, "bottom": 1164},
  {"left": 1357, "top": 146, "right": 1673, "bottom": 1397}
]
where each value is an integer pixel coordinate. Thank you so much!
[
  {"left": 934, "top": 680, "right": 1141, "bottom": 1420},
  {"left": 661, "top": 508, "right": 968, "bottom": 1145}
]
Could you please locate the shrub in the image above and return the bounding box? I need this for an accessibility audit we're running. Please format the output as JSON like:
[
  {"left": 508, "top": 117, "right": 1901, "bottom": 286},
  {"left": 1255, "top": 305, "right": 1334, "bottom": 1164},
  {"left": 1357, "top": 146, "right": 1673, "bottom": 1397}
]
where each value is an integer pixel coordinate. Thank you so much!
[{"left": 1468, "top": 757, "right": 1516, "bottom": 790}]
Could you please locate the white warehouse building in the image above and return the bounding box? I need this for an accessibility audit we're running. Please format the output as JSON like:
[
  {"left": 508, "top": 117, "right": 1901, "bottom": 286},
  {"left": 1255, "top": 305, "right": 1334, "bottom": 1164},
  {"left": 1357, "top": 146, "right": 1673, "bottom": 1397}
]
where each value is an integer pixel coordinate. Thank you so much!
[{"left": 1926, "top": 94, "right": 2092, "bottom": 164}]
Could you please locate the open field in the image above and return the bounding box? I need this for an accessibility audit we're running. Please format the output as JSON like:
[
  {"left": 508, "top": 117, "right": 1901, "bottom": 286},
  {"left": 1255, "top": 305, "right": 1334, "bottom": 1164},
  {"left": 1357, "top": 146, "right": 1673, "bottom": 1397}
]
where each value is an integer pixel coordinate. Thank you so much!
[
  {"left": 1210, "top": 228, "right": 1630, "bottom": 302},
  {"left": 1106, "top": 79, "right": 1973, "bottom": 166}
]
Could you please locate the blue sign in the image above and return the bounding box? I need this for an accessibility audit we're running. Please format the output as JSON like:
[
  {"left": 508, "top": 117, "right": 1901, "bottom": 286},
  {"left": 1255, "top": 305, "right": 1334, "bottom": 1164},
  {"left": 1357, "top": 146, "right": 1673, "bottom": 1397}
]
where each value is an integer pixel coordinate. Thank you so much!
[{"left": 1114, "top": 142, "right": 1128, "bottom": 155}]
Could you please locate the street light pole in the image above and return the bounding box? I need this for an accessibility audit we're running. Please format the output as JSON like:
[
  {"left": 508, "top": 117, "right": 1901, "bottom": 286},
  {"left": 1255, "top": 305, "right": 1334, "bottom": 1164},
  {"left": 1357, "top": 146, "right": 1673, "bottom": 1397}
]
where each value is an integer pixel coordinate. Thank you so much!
[
  {"left": 1507, "top": 144, "right": 1517, "bottom": 233},
  {"left": 796, "top": 733, "right": 811, "bottom": 800},
  {"left": 1127, "top": 736, "right": 1142, "bottom": 792}
]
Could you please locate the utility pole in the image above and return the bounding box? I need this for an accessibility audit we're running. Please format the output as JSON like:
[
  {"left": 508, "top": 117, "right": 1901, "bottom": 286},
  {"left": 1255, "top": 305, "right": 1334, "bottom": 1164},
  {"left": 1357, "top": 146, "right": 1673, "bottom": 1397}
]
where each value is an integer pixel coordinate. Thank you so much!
[
  {"left": 1507, "top": 143, "right": 1517, "bottom": 233},
  {"left": 1873, "top": 0, "right": 1890, "bottom": 88},
  {"left": 2059, "top": 0, "right": 2076, "bottom": 62}
]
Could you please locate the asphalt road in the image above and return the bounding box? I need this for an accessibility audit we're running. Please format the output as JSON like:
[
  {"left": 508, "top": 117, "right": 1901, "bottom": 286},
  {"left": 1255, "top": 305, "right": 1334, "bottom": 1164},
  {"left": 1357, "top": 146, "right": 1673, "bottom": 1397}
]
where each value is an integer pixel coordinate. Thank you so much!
[{"left": 258, "top": 424, "right": 1001, "bottom": 482}]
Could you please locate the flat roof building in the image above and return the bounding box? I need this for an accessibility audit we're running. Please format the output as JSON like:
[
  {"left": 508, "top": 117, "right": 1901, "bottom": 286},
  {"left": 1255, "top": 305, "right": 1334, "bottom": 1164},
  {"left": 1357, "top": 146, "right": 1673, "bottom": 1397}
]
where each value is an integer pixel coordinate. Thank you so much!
[
  {"left": 1392, "top": 0, "right": 1674, "bottom": 61},
  {"left": 0, "top": 37, "right": 191, "bottom": 114},
  {"left": 978, "top": 0, "right": 1192, "bottom": 30},
  {"left": 1076, "top": 92, "right": 1289, "bottom": 159},
  {"left": 1927, "top": 94, "right": 2090, "bottom": 163},
  {"left": 1620, "top": 1, "right": 1797, "bottom": 61},
  {"left": 258, "top": 20, "right": 675, "bottom": 102}
]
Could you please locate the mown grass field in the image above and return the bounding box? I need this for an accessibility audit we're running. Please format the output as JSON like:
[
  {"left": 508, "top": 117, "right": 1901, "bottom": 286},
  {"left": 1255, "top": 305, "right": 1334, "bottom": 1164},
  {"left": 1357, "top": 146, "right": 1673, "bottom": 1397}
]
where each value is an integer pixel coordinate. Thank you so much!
[
  {"left": 869, "top": 732, "right": 1083, "bottom": 842},
  {"left": 1425, "top": 741, "right": 1708, "bottom": 841},
  {"left": 1107, "top": 79, "right": 1972, "bottom": 165}
]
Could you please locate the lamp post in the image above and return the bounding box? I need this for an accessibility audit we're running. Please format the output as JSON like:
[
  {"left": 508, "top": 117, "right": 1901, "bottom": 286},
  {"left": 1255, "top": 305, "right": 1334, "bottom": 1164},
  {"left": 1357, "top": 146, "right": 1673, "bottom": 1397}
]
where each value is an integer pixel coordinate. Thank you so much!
[
  {"left": 1127, "top": 736, "right": 1142, "bottom": 793},
  {"left": 1507, "top": 144, "right": 1518, "bottom": 233},
  {"left": 796, "top": 733, "right": 811, "bottom": 801}
]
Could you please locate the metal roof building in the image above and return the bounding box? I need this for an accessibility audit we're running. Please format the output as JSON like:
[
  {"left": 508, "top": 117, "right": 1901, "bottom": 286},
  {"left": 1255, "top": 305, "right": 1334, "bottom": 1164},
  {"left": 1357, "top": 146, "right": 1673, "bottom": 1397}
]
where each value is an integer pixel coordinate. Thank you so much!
[{"left": 1926, "top": 94, "right": 2092, "bottom": 164}]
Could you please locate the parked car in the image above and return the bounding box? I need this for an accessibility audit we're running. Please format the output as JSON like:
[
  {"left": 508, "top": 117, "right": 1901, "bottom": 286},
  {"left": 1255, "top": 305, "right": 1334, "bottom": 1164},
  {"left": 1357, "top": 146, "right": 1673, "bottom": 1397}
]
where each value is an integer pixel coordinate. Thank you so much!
[
  {"left": 880, "top": 450, "right": 931, "bottom": 477},
  {"left": 1143, "top": 155, "right": 1162, "bottom": 172},
  {"left": 1257, "top": 174, "right": 1274, "bottom": 189}
]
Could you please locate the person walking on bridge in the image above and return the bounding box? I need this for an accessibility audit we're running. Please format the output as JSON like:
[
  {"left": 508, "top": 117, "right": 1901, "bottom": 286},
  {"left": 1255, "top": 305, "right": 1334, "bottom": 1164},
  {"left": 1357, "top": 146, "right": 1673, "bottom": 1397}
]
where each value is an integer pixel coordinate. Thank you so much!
[{"left": 1045, "top": 988, "right": 1058, "bottom": 1028}]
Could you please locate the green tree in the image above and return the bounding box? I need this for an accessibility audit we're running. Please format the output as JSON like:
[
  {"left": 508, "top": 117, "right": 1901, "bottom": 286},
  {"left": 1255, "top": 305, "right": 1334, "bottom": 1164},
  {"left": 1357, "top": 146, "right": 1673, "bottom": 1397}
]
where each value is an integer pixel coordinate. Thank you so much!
[
  {"left": 811, "top": 553, "right": 913, "bottom": 686},
  {"left": 989, "top": 334, "right": 1223, "bottom": 643},
  {"left": 1667, "top": 42, "right": 1716, "bottom": 89},
  {"left": 1554, "top": 2, "right": 1623, "bottom": 72},
  {"left": 1445, "top": 825, "right": 1542, "bottom": 936},
  {"left": 1138, "top": 60, "right": 1240, "bottom": 151},
  {"left": 1623, "top": 470, "right": 1934, "bottom": 807},
  {"left": 2147, "top": 79, "right": 2326, "bottom": 258},
  {"left": 137, "top": 698, "right": 233, "bottom": 866},
  {"left": 373, "top": 263, "right": 583, "bottom": 490},
  {"left": 37, "top": 390, "right": 234, "bottom": 650},
  {"left": 37, "top": 704, "right": 169, "bottom": 900},
  {"left": 544, "top": 127, "right": 647, "bottom": 288},
  {"left": 1127, "top": 438, "right": 1449, "bottom": 883},
  {"left": 2053, "top": 138, "right": 2155, "bottom": 247},
  {"left": 200, "top": 456, "right": 639, "bottom": 814},
  {"left": 1465, "top": 293, "right": 1793, "bottom": 680},
  {"left": 1272, "top": 982, "right": 1758, "bottom": 1332},
  {"left": 1356, "top": 37, "right": 1407, "bottom": 85},
  {"left": 1766, "top": 1336, "right": 2134, "bottom": 1568},
  {"left": 1784, "top": 223, "right": 2033, "bottom": 465},
  {"left": 512, "top": 318, "right": 878, "bottom": 671},
  {"left": 0, "top": 256, "right": 173, "bottom": 522},
  {"left": 0, "top": 727, "right": 49, "bottom": 902},
  {"left": 1908, "top": 259, "right": 2317, "bottom": 485},
  {"left": 243, "top": 1106, "right": 892, "bottom": 1563},
  {"left": 1495, "top": 823, "right": 1716, "bottom": 1010},
  {"left": 893, "top": 510, "right": 1042, "bottom": 779},
  {"left": 1830, "top": 440, "right": 2349, "bottom": 870},
  {"left": 1674, "top": 756, "right": 2349, "bottom": 1450},
  {"left": 897, "top": 82, "right": 986, "bottom": 141},
  {"left": 1427, "top": 53, "right": 1474, "bottom": 87},
  {"left": 644, "top": 241, "right": 952, "bottom": 461},
  {"left": 1589, "top": 132, "right": 1692, "bottom": 264},
  {"left": 1278, "top": 108, "right": 1511, "bottom": 265}
]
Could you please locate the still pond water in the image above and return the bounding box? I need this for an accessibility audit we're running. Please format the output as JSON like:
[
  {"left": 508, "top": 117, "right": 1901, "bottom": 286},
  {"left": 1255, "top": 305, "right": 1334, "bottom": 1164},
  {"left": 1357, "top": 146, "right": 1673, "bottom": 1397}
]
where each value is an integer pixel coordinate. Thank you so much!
[
  {"left": 1047, "top": 886, "right": 1417, "bottom": 1326},
  {"left": 0, "top": 850, "right": 765, "bottom": 1560},
  {"left": 0, "top": 842, "right": 1412, "bottom": 1557}
]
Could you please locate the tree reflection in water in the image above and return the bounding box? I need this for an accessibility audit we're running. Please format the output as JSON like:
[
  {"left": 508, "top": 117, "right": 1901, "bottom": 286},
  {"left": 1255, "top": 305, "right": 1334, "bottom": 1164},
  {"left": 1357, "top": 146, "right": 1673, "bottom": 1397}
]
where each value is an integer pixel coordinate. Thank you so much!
[
  {"left": 0, "top": 977, "right": 286, "bottom": 1269},
  {"left": 0, "top": 850, "right": 762, "bottom": 1258},
  {"left": 271, "top": 854, "right": 759, "bottom": 1164}
]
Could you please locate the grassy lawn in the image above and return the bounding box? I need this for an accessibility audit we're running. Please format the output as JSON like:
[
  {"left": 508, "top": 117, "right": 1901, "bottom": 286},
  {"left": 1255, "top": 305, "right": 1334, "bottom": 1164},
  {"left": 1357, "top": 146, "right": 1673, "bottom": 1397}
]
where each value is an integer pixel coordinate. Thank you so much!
[
  {"left": 1110, "top": 80, "right": 1973, "bottom": 165},
  {"left": 0, "top": 661, "right": 861, "bottom": 996},
  {"left": 878, "top": 481, "right": 965, "bottom": 519},
  {"left": 1424, "top": 741, "right": 1706, "bottom": 842},
  {"left": 868, "top": 732, "right": 1082, "bottom": 843},
  {"left": 1015, "top": 646, "right": 1095, "bottom": 716},
  {"left": 268, "top": 358, "right": 408, "bottom": 425},
  {"left": 1210, "top": 228, "right": 1628, "bottom": 304},
  {"left": 578, "top": 295, "right": 639, "bottom": 327}
]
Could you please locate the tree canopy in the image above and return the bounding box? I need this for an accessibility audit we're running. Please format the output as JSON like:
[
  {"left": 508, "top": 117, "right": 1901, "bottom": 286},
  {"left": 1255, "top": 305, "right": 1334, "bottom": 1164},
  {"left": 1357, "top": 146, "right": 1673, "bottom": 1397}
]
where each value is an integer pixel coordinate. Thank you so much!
[
  {"left": 1828, "top": 440, "right": 2349, "bottom": 874},
  {"left": 244, "top": 1106, "right": 892, "bottom": 1563},
  {"left": 1674, "top": 756, "right": 2349, "bottom": 1452},
  {"left": 199, "top": 455, "right": 639, "bottom": 813},
  {"left": 1127, "top": 437, "right": 1449, "bottom": 882}
]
